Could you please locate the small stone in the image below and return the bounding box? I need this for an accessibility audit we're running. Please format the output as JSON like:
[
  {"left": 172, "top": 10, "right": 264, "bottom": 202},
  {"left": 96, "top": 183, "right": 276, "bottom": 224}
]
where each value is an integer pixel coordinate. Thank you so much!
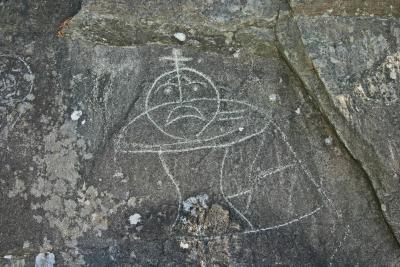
[
  {"left": 83, "top": 153, "right": 93, "bottom": 160},
  {"left": 23, "top": 241, "right": 30, "bottom": 249},
  {"left": 180, "top": 241, "right": 190, "bottom": 249},
  {"left": 173, "top": 32, "right": 186, "bottom": 42},
  {"left": 129, "top": 213, "right": 141, "bottom": 225},
  {"left": 26, "top": 93, "right": 35, "bottom": 101},
  {"left": 389, "top": 69, "right": 397, "bottom": 80},
  {"left": 71, "top": 110, "right": 82, "bottom": 121},
  {"left": 381, "top": 204, "right": 387, "bottom": 212},
  {"left": 269, "top": 94, "right": 277, "bottom": 102},
  {"left": 324, "top": 136, "right": 333, "bottom": 146},
  {"left": 233, "top": 49, "right": 240, "bottom": 58},
  {"left": 35, "top": 252, "right": 55, "bottom": 267}
]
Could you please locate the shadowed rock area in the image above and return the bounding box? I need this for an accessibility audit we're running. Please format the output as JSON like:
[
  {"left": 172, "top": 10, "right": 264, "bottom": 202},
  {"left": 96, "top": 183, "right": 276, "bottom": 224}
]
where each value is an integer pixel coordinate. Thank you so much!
[{"left": 1, "top": 0, "right": 399, "bottom": 266}]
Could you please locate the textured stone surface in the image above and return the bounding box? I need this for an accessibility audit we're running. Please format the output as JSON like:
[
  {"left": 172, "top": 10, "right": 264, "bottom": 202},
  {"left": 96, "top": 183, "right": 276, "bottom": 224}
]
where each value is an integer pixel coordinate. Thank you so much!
[
  {"left": 277, "top": 0, "right": 400, "bottom": 241},
  {"left": 1, "top": 0, "right": 400, "bottom": 266}
]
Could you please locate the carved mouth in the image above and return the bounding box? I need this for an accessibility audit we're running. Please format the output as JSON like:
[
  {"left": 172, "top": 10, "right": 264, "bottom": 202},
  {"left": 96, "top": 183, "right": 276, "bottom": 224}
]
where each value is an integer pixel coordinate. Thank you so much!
[{"left": 165, "top": 105, "right": 206, "bottom": 126}]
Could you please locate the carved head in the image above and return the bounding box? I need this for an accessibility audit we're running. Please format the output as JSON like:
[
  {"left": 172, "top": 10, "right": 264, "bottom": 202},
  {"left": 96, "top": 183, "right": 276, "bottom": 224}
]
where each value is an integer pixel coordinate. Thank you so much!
[{"left": 145, "top": 52, "right": 220, "bottom": 140}]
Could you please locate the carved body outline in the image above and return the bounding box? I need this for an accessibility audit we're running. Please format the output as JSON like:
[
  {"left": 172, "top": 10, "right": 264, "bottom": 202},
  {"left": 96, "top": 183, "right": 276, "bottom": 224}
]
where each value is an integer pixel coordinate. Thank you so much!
[{"left": 115, "top": 49, "right": 330, "bottom": 235}]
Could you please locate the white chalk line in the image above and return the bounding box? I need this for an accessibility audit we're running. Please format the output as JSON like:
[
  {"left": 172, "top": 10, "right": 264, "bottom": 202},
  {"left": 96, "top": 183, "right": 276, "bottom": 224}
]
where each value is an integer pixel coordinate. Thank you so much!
[
  {"left": 174, "top": 206, "right": 322, "bottom": 242},
  {"left": 227, "top": 189, "right": 252, "bottom": 199},
  {"left": 154, "top": 82, "right": 178, "bottom": 94},
  {"left": 244, "top": 133, "right": 266, "bottom": 212},
  {"left": 114, "top": 50, "right": 338, "bottom": 237},
  {"left": 118, "top": 123, "right": 332, "bottom": 232},
  {"left": 243, "top": 206, "right": 322, "bottom": 234},
  {"left": 217, "top": 116, "right": 244, "bottom": 122},
  {"left": 329, "top": 224, "right": 351, "bottom": 265},
  {"left": 165, "top": 114, "right": 206, "bottom": 126},
  {"left": 174, "top": 50, "right": 183, "bottom": 103},
  {"left": 159, "top": 151, "right": 182, "bottom": 229},
  {"left": 219, "top": 109, "right": 246, "bottom": 115},
  {"left": 257, "top": 163, "right": 296, "bottom": 180},
  {"left": 116, "top": 98, "right": 270, "bottom": 153},
  {"left": 165, "top": 104, "right": 205, "bottom": 125},
  {"left": 119, "top": 97, "right": 268, "bottom": 140},
  {"left": 220, "top": 148, "right": 255, "bottom": 230},
  {"left": 270, "top": 121, "right": 340, "bottom": 217},
  {"left": 117, "top": 124, "right": 268, "bottom": 154},
  {"left": 146, "top": 51, "right": 221, "bottom": 140}
]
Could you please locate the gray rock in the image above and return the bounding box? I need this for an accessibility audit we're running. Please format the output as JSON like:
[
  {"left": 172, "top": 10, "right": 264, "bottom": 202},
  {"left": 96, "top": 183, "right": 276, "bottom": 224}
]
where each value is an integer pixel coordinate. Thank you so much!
[
  {"left": 277, "top": 0, "right": 400, "bottom": 242},
  {"left": 1, "top": 0, "right": 400, "bottom": 266}
]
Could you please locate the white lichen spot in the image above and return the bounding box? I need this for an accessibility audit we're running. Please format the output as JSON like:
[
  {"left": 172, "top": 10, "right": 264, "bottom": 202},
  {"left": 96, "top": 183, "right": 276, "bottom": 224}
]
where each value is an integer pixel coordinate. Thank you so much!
[
  {"left": 335, "top": 94, "right": 352, "bottom": 121},
  {"left": 381, "top": 204, "right": 387, "bottom": 212},
  {"left": 35, "top": 252, "right": 55, "bottom": 267},
  {"left": 329, "top": 57, "right": 341, "bottom": 64},
  {"left": 26, "top": 93, "right": 35, "bottom": 101},
  {"left": 324, "top": 136, "right": 333, "bottom": 146},
  {"left": 70, "top": 110, "right": 82, "bottom": 121},
  {"left": 83, "top": 153, "right": 93, "bottom": 160},
  {"left": 23, "top": 241, "right": 30, "bottom": 249},
  {"left": 354, "top": 84, "right": 367, "bottom": 99},
  {"left": 129, "top": 213, "right": 141, "bottom": 225},
  {"left": 269, "top": 94, "right": 277, "bottom": 102},
  {"left": 389, "top": 69, "right": 397, "bottom": 80},
  {"left": 4, "top": 255, "right": 12, "bottom": 260},
  {"left": 81, "top": 120, "right": 86, "bottom": 125},
  {"left": 233, "top": 49, "right": 240, "bottom": 58},
  {"left": 238, "top": 127, "right": 244, "bottom": 132},
  {"left": 33, "top": 215, "right": 43, "bottom": 223},
  {"left": 180, "top": 241, "right": 190, "bottom": 249},
  {"left": 164, "top": 87, "right": 172, "bottom": 95},
  {"left": 173, "top": 32, "right": 186, "bottom": 42},
  {"left": 295, "top": 107, "right": 301, "bottom": 115}
]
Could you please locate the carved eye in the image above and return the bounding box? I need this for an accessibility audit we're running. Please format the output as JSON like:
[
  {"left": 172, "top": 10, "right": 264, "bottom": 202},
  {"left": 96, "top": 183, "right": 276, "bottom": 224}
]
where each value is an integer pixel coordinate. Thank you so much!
[
  {"left": 164, "top": 87, "right": 172, "bottom": 95},
  {"left": 154, "top": 83, "right": 178, "bottom": 95},
  {"left": 189, "top": 82, "right": 205, "bottom": 92}
]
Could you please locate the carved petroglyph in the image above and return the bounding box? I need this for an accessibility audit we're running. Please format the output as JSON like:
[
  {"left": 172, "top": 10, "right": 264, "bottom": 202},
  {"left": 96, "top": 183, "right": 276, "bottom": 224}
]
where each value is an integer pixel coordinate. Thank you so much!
[
  {"left": 115, "top": 49, "right": 329, "bottom": 236},
  {"left": 0, "top": 54, "right": 34, "bottom": 142}
]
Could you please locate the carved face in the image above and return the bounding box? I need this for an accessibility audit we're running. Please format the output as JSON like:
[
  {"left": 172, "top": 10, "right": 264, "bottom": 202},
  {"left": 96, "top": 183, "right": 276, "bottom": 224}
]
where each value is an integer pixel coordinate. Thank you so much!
[{"left": 146, "top": 68, "right": 220, "bottom": 140}]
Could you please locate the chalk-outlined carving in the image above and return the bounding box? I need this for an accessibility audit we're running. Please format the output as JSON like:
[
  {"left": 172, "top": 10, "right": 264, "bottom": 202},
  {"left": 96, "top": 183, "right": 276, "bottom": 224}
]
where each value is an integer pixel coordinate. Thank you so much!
[
  {"left": 115, "top": 49, "right": 330, "bottom": 235},
  {"left": 0, "top": 54, "right": 34, "bottom": 142}
]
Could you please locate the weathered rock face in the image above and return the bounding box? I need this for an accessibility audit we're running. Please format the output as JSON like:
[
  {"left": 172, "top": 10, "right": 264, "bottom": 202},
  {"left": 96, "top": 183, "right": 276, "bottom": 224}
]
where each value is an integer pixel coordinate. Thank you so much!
[
  {"left": 277, "top": 0, "right": 400, "bottom": 241},
  {"left": 1, "top": 0, "right": 399, "bottom": 266}
]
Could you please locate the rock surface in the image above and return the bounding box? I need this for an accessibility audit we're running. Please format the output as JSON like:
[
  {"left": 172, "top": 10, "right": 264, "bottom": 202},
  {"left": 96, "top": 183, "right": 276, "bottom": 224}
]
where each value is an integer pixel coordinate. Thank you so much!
[{"left": 1, "top": 0, "right": 399, "bottom": 266}]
